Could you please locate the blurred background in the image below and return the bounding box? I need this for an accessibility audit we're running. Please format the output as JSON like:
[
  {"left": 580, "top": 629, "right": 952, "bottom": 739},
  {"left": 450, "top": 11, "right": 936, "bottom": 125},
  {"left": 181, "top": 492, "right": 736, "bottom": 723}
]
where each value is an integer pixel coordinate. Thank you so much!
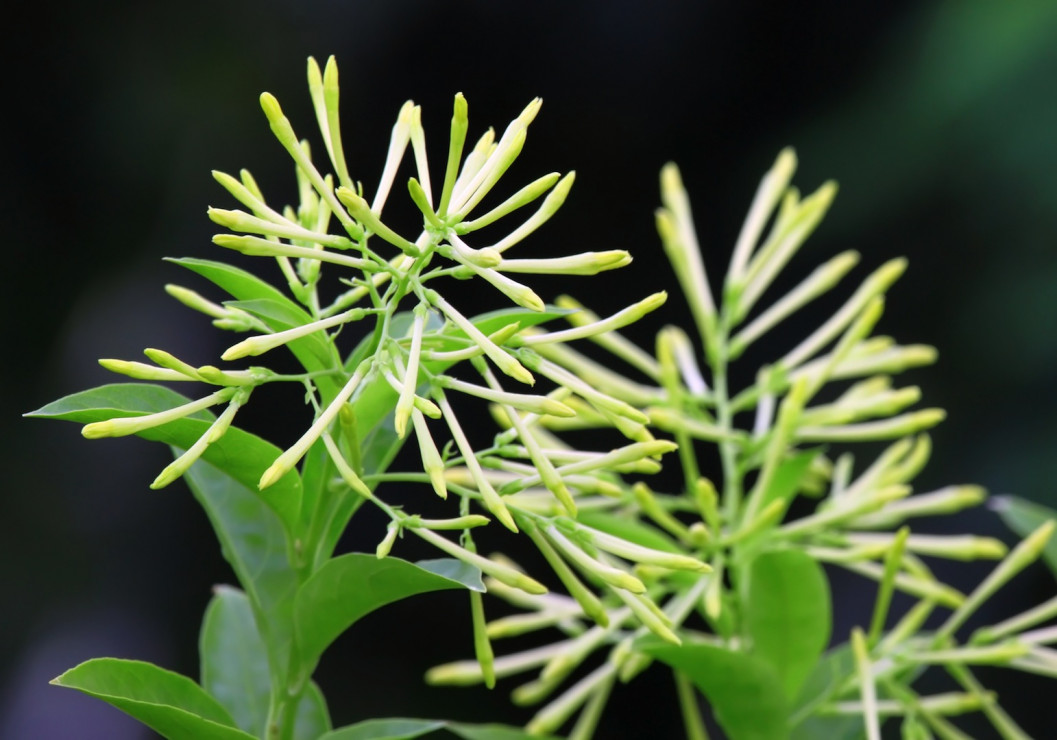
[{"left": 4, "top": 1, "right": 1057, "bottom": 737}]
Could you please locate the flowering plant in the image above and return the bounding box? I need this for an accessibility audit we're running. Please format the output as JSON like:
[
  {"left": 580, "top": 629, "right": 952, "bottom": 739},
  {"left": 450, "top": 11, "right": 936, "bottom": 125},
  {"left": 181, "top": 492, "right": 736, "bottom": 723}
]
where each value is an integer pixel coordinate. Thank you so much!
[{"left": 29, "top": 57, "right": 1057, "bottom": 740}]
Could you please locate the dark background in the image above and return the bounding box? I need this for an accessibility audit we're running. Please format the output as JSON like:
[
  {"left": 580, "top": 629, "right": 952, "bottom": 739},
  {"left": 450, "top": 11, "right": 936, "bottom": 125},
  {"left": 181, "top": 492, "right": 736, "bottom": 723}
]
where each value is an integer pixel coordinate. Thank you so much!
[{"left": 4, "top": 1, "right": 1057, "bottom": 738}]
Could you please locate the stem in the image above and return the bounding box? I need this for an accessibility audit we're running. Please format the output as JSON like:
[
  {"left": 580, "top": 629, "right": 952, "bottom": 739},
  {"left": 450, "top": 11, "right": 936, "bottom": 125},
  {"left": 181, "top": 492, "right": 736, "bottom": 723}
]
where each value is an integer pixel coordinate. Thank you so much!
[{"left": 675, "top": 670, "right": 710, "bottom": 740}]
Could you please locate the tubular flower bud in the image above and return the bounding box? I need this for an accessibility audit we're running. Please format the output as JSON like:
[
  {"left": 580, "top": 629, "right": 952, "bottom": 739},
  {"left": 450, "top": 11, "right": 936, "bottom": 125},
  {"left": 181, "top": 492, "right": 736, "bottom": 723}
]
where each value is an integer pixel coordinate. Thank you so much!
[
  {"left": 259, "top": 361, "right": 370, "bottom": 489},
  {"left": 82, "top": 387, "right": 236, "bottom": 439}
]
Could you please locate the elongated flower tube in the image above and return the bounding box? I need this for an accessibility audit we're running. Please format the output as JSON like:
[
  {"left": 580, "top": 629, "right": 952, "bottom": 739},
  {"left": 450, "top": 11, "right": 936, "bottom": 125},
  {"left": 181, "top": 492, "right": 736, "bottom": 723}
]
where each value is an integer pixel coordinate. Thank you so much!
[
  {"left": 413, "top": 527, "right": 546, "bottom": 595},
  {"left": 211, "top": 234, "right": 373, "bottom": 270},
  {"left": 150, "top": 388, "right": 250, "bottom": 489},
  {"left": 490, "top": 172, "right": 576, "bottom": 253},
  {"left": 222, "top": 307, "right": 366, "bottom": 360},
  {"left": 434, "top": 389, "right": 517, "bottom": 532},
  {"left": 208, "top": 207, "right": 356, "bottom": 249},
  {"left": 657, "top": 163, "right": 716, "bottom": 352},
  {"left": 82, "top": 387, "right": 236, "bottom": 439},
  {"left": 736, "top": 180, "right": 838, "bottom": 319},
  {"left": 576, "top": 523, "right": 710, "bottom": 572},
  {"left": 427, "top": 289, "right": 533, "bottom": 385},
  {"left": 517, "top": 352, "right": 646, "bottom": 423},
  {"left": 370, "top": 100, "right": 415, "bottom": 213},
  {"left": 729, "top": 250, "right": 860, "bottom": 359},
  {"left": 516, "top": 292, "right": 666, "bottom": 347},
  {"left": 98, "top": 359, "right": 192, "bottom": 382},
  {"left": 554, "top": 295, "right": 661, "bottom": 380},
  {"left": 455, "top": 172, "right": 560, "bottom": 233},
  {"left": 498, "top": 251, "right": 632, "bottom": 276},
  {"left": 726, "top": 147, "right": 798, "bottom": 286},
  {"left": 394, "top": 304, "right": 428, "bottom": 438},
  {"left": 259, "top": 360, "right": 371, "bottom": 489},
  {"left": 545, "top": 526, "right": 646, "bottom": 594},
  {"left": 450, "top": 98, "right": 541, "bottom": 218},
  {"left": 436, "top": 375, "right": 574, "bottom": 418}
]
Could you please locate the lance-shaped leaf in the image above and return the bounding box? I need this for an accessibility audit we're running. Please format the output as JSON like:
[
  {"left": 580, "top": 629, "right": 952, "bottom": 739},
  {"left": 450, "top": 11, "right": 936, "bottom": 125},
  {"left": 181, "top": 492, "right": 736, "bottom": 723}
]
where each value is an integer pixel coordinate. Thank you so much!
[
  {"left": 292, "top": 554, "right": 482, "bottom": 676},
  {"left": 51, "top": 658, "right": 255, "bottom": 740},
  {"left": 745, "top": 549, "right": 832, "bottom": 701},
  {"left": 26, "top": 383, "right": 302, "bottom": 534},
  {"left": 643, "top": 638, "right": 790, "bottom": 740}
]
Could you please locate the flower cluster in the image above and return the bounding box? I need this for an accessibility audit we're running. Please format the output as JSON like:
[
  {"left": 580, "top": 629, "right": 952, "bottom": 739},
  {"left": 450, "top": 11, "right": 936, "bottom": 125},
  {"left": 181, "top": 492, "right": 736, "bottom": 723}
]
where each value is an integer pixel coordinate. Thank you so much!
[
  {"left": 427, "top": 151, "right": 1057, "bottom": 738},
  {"left": 78, "top": 57, "right": 705, "bottom": 648}
]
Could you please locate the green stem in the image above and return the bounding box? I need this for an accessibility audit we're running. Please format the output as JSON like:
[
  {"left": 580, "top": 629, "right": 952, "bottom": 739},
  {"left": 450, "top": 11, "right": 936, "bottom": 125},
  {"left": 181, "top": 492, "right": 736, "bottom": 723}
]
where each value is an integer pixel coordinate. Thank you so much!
[{"left": 675, "top": 670, "right": 710, "bottom": 740}]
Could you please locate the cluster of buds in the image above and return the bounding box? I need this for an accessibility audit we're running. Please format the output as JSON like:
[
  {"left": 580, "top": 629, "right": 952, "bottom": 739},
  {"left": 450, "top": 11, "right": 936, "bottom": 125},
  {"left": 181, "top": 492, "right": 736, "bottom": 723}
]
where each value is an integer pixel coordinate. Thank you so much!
[
  {"left": 426, "top": 150, "right": 1057, "bottom": 738},
  {"left": 79, "top": 56, "right": 710, "bottom": 667}
]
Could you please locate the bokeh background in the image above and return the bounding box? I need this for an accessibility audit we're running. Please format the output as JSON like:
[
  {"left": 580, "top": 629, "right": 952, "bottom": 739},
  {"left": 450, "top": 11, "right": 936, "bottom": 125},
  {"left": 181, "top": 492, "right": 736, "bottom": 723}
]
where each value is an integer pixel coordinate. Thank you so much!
[{"left": 4, "top": 1, "right": 1057, "bottom": 738}]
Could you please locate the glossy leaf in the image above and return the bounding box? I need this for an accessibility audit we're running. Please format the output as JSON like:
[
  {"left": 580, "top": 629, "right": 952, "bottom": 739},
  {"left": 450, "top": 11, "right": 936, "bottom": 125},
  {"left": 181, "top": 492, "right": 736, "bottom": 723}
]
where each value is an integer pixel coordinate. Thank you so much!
[
  {"left": 168, "top": 257, "right": 343, "bottom": 400},
  {"left": 51, "top": 658, "right": 254, "bottom": 740},
  {"left": 200, "top": 586, "right": 271, "bottom": 737},
  {"left": 27, "top": 384, "right": 302, "bottom": 534},
  {"left": 293, "top": 554, "right": 483, "bottom": 672},
  {"left": 643, "top": 638, "right": 790, "bottom": 740},
  {"left": 745, "top": 549, "right": 831, "bottom": 700},
  {"left": 183, "top": 456, "right": 299, "bottom": 688},
  {"left": 992, "top": 495, "right": 1057, "bottom": 577},
  {"left": 319, "top": 719, "right": 559, "bottom": 740}
]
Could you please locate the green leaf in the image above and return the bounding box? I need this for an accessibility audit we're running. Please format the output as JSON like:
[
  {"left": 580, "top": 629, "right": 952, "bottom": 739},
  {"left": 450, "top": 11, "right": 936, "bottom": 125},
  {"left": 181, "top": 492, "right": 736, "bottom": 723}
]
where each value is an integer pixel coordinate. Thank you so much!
[
  {"left": 319, "top": 719, "right": 559, "bottom": 740},
  {"left": 643, "top": 638, "right": 790, "bottom": 740},
  {"left": 200, "top": 586, "right": 271, "bottom": 737},
  {"left": 295, "top": 681, "right": 332, "bottom": 739},
  {"left": 51, "top": 658, "right": 255, "bottom": 740},
  {"left": 445, "top": 724, "right": 561, "bottom": 740},
  {"left": 293, "top": 554, "right": 481, "bottom": 673},
  {"left": 168, "top": 257, "right": 343, "bottom": 400},
  {"left": 992, "top": 495, "right": 1057, "bottom": 577},
  {"left": 789, "top": 646, "right": 862, "bottom": 740},
  {"left": 745, "top": 549, "right": 831, "bottom": 701},
  {"left": 759, "top": 449, "right": 821, "bottom": 514},
  {"left": 183, "top": 457, "right": 299, "bottom": 693},
  {"left": 28, "top": 384, "right": 302, "bottom": 535},
  {"left": 199, "top": 608, "right": 330, "bottom": 740},
  {"left": 320, "top": 719, "right": 447, "bottom": 740}
]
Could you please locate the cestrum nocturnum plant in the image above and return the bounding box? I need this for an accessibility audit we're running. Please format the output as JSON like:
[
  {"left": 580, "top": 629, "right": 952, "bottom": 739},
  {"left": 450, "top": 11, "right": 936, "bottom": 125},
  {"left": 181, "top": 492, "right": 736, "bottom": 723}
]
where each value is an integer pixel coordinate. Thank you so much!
[
  {"left": 34, "top": 54, "right": 691, "bottom": 716},
  {"left": 425, "top": 152, "right": 1057, "bottom": 739},
  {"left": 29, "top": 55, "right": 1057, "bottom": 740},
  {"left": 81, "top": 57, "right": 671, "bottom": 541}
]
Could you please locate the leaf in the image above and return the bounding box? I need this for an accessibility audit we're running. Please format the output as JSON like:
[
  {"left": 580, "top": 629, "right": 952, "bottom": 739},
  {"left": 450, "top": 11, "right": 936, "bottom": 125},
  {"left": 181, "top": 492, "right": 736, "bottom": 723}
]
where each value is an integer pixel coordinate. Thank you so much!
[
  {"left": 320, "top": 719, "right": 448, "bottom": 740},
  {"left": 28, "top": 384, "right": 302, "bottom": 535},
  {"left": 293, "top": 554, "right": 481, "bottom": 673},
  {"left": 200, "top": 586, "right": 271, "bottom": 737},
  {"left": 183, "top": 457, "right": 299, "bottom": 690},
  {"left": 745, "top": 549, "right": 831, "bottom": 701},
  {"left": 788, "top": 646, "right": 862, "bottom": 740},
  {"left": 199, "top": 584, "right": 330, "bottom": 740},
  {"left": 168, "top": 257, "right": 343, "bottom": 400},
  {"left": 643, "top": 638, "right": 790, "bottom": 740},
  {"left": 318, "top": 720, "right": 559, "bottom": 740},
  {"left": 992, "top": 495, "right": 1057, "bottom": 577},
  {"left": 759, "top": 449, "right": 821, "bottom": 514},
  {"left": 445, "top": 724, "right": 561, "bottom": 740},
  {"left": 51, "top": 658, "right": 255, "bottom": 740},
  {"left": 295, "top": 681, "right": 332, "bottom": 739}
]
